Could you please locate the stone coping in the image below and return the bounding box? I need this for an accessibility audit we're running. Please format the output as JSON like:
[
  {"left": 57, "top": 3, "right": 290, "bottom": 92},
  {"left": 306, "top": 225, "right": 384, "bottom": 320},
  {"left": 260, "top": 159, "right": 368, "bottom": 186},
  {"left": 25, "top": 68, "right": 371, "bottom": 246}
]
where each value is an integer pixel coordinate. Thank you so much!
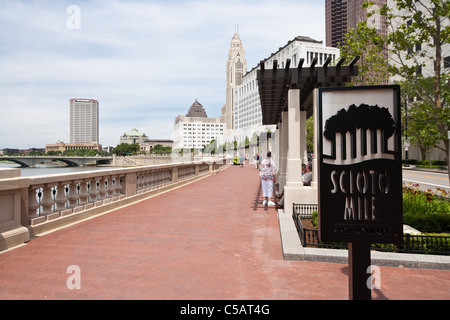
[
  {"left": 278, "top": 209, "right": 450, "bottom": 271},
  {"left": 26, "top": 160, "right": 217, "bottom": 184}
]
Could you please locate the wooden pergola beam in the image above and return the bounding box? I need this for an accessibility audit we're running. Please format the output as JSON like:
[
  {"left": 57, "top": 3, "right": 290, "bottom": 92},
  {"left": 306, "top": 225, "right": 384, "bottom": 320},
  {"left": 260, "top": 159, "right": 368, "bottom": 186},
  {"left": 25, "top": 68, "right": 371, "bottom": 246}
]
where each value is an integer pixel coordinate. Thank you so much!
[{"left": 257, "top": 57, "right": 359, "bottom": 124}]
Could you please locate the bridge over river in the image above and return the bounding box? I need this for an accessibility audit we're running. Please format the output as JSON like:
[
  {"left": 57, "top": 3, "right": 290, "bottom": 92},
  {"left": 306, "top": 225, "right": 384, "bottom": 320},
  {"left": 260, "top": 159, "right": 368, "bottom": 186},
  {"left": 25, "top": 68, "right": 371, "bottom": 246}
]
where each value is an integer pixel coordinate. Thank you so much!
[{"left": 0, "top": 155, "right": 113, "bottom": 167}]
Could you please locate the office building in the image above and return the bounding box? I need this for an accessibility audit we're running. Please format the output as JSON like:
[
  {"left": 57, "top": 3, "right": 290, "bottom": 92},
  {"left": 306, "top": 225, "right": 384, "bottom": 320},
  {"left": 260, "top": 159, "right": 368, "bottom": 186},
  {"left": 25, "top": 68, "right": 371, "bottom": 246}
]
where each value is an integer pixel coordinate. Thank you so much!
[
  {"left": 173, "top": 100, "right": 226, "bottom": 150},
  {"left": 325, "top": 0, "right": 387, "bottom": 48},
  {"left": 70, "top": 99, "right": 99, "bottom": 144},
  {"left": 220, "top": 33, "right": 247, "bottom": 131},
  {"left": 233, "top": 36, "right": 340, "bottom": 138},
  {"left": 45, "top": 141, "right": 102, "bottom": 153},
  {"left": 325, "top": 0, "right": 388, "bottom": 84}
]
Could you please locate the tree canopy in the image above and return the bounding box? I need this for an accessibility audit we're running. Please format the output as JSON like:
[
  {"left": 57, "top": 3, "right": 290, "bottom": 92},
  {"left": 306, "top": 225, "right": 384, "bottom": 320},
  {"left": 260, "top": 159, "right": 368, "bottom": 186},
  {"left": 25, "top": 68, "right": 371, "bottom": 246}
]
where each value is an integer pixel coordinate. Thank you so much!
[
  {"left": 112, "top": 143, "right": 140, "bottom": 156},
  {"left": 339, "top": 0, "right": 449, "bottom": 180}
]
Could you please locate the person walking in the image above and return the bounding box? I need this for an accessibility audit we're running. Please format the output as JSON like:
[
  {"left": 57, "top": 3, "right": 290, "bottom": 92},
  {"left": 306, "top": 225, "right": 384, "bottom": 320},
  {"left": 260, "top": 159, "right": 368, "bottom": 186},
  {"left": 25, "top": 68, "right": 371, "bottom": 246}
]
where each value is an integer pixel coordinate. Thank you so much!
[
  {"left": 254, "top": 153, "right": 260, "bottom": 169},
  {"left": 259, "top": 151, "right": 277, "bottom": 206}
]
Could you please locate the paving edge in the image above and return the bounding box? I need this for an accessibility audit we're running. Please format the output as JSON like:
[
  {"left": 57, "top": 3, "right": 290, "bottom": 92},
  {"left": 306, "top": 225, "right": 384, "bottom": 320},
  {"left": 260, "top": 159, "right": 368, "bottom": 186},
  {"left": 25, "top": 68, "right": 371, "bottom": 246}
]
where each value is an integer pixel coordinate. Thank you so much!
[{"left": 277, "top": 209, "right": 450, "bottom": 271}]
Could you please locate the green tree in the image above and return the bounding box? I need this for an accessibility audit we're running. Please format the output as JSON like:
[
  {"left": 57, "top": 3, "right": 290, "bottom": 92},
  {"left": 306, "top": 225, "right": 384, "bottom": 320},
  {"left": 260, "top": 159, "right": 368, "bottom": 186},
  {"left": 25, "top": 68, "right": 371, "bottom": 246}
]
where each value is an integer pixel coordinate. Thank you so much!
[
  {"left": 244, "top": 136, "right": 250, "bottom": 149},
  {"left": 151, "top": 144, "right": 172, "bottom": 154},
  {"left": 339, "top": 20, "right": 389, "bottom": 85},
  {"left": 112, "top": 143, "right": 140, "bottom": 156},
  {"left": 203, "top": 139, "right": 217, "bottom": 155},
  {"left": 46, "top": 150, "right": 62, "bottom": 156},
  {"left": 250, "top": 132, "right": 259, "bottom": 146},
  {"left": 401, "top": 76, "right": 450, "bottom": 163},
  {"left": 343, "top": 1, "right": 449, "bottom": 181},
  {"left": 306, "top": 116, "right": 314, "bottom": 154},
  {"left": 375, "top": 0, "right": 449, "bottom": 180}
]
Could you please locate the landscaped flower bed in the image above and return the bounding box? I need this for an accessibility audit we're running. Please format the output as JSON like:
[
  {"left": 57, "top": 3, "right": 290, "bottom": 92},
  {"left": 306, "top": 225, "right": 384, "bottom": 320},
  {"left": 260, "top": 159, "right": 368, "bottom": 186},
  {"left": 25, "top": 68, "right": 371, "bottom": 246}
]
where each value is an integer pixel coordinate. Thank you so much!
[
  {"left": 402, "top": 183, "right": 449, "bottom": 235},
  {"left": 293, "top": 185, "right": 450, "bottom": 254}
]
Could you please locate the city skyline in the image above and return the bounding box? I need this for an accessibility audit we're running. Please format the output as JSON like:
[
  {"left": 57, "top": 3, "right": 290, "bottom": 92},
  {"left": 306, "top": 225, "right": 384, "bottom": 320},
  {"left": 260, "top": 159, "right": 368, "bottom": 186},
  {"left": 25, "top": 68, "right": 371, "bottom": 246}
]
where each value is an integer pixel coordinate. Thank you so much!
[{"left": 0, "top": 0, "right": 326, "bottom": 149}]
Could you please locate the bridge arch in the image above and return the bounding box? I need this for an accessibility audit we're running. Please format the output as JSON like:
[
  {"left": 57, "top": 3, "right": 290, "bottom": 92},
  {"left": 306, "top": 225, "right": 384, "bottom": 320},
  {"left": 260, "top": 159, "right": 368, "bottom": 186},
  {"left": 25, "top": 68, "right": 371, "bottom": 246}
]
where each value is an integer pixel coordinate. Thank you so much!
[
  {"left": 0, "top": 156, "right": 113, "bottom": 167},
  {"left": 2, "top": 158, "right": 31, "bottom": 167},
  {"left": 1, "top": 157, "right": 80, "bottom": 167},
  {"left": 47, "top": 158, "right": 79, "bottom": 167}
]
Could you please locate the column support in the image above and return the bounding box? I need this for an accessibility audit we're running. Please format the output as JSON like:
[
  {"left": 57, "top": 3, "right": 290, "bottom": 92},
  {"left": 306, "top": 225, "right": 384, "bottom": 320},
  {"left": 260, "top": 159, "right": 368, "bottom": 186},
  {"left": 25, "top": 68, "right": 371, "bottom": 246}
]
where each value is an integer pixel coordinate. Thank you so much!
[
  {"left": 278, "top": 112, "right": 288, "bottom": 189},
  {"left": 284, "top": 89, "right": 303, "bottom": 215}
]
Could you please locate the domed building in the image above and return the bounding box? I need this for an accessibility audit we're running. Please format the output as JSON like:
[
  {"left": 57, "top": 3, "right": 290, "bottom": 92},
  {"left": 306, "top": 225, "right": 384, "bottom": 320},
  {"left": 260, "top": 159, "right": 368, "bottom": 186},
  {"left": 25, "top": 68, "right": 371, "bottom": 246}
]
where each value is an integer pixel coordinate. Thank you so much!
[
  {"left": 119, "top": 128, "right": 173, "bottom": 153},
  {"left": 119, "top": 128, "right": 149, "bottom": 145},
  {"left": 172, "top": 100, "right": 226, "bottom": 150}
]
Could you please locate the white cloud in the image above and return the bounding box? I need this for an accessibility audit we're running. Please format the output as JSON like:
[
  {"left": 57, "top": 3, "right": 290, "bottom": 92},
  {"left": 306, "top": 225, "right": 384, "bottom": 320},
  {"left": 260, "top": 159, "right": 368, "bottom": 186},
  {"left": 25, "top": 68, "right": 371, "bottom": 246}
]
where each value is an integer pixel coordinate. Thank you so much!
[{"left": 0, "top": 0, "right": 325, "bottom": 149}]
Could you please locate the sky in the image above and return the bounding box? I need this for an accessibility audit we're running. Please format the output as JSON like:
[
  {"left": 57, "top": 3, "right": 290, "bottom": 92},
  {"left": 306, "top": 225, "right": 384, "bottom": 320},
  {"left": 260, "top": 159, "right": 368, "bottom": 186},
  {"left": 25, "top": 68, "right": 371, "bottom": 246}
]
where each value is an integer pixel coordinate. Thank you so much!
[{"left": 0, "top": 0, "right": 326, "bottom": 149}]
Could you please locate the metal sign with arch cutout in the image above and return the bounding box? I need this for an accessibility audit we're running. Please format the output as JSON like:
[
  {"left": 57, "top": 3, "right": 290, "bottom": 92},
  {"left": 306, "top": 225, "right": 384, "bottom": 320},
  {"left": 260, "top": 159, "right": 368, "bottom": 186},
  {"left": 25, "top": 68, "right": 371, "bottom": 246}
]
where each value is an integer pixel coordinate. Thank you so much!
[{"left": 317, "top": 85, "right": 403, "bottom": 245}]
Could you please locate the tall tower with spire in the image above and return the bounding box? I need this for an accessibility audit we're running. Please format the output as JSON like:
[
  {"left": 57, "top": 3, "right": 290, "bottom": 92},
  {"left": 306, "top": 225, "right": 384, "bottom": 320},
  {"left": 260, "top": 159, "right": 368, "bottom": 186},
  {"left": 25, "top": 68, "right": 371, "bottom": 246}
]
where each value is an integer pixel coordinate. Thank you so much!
[{"left": 221, "top": 31, "right": 247, "bottom": 130}]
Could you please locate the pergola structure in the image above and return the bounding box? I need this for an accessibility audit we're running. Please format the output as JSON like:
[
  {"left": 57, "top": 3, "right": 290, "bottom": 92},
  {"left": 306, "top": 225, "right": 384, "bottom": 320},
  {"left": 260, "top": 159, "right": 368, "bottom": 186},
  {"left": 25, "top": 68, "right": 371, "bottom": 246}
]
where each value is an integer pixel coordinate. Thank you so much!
[{"left": 257, "top": 56, "right": 359, "bottom": 214}]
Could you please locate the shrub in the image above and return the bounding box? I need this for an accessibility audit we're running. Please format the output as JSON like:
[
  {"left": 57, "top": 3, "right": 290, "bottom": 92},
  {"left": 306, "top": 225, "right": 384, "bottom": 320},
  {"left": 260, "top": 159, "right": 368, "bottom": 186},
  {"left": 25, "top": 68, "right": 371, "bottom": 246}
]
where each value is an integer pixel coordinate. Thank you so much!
[
  {"left": 402, "top": 183, "right": 450, "bottom": 233},
  {"left": 311, "top": 211, "right": 318, "bottom": 228}
]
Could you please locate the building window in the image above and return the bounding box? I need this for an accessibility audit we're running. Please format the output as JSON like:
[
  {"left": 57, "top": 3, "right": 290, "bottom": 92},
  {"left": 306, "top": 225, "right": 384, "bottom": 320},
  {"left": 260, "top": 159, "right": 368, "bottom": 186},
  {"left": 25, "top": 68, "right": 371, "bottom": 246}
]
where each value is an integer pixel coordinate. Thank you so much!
[
  {"left": 416, "top": 65, "right": 422, "bottom": 75},
  {"left": 444, "top": 56, "right": 450, "bottom": 69}
]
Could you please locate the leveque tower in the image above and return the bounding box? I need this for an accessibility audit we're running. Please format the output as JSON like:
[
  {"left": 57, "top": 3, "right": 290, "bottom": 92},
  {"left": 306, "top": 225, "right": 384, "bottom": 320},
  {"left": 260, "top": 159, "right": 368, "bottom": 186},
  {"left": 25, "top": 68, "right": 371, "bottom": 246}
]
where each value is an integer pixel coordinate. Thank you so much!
[{"left": 220, "top": 33, "right": 247, "bottom": 131}]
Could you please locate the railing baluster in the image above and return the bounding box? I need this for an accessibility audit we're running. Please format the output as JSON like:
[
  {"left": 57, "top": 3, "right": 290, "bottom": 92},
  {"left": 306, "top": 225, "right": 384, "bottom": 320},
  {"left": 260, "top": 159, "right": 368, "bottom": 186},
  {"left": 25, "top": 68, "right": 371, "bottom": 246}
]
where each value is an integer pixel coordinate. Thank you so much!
[
  {"left": 98, "top": 177, "right": 107, "bottom": 199},
  {"left": 55, "top": 182, "right": 68, "bottom": 211},
  {"left": 40, "top": 184, "right": 55, "bottom": 215},
  {"left": 89, "top": 179, "right": 98, "bottom": 202},
  {"left": 67, "top": 181, "right": 79, "bottom": 208},
  {"left": 107, "top": 176, "right": 115, "bottom": 197},
  {"left": 28, "top": 186, "right": 40, "bottom": 218},
  {"left": 79, "top": 180, "right": 89, "bottom": 204},
  {"left": 116, "top": 176, "right": 123, "bottom": 195}
]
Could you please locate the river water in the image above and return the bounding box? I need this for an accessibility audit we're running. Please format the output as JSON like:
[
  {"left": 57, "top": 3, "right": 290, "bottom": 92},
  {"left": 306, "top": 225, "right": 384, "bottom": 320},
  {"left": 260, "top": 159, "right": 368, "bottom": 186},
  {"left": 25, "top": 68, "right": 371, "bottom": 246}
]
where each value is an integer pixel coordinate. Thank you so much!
[{"left": 0, "top": 162, "right": 120, "bottom": 177}]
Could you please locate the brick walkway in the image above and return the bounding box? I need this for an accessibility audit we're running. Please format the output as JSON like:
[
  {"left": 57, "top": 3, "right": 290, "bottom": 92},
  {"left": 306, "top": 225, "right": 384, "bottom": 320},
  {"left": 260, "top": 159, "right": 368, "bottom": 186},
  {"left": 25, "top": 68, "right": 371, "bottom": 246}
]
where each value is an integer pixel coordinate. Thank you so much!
[{"left": 0, "top": 165, "right": 449, "bottom": 300}]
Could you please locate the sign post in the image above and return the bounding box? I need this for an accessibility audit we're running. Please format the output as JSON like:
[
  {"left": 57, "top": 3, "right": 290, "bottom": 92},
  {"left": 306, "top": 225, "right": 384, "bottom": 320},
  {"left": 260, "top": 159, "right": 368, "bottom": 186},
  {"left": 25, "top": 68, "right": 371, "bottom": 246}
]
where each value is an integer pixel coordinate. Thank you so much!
[
  {"left": 316, "top": 86, "right": 403, "bottom": 300},
  {"left": 348, "top": 243, "right": 371, "bottom": 300}
]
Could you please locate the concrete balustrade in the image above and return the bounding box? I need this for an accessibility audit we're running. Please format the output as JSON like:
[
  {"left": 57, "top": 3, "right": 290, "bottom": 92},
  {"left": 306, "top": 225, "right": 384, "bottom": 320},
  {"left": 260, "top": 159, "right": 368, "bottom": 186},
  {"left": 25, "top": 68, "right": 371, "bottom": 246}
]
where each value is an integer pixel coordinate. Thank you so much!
[{"left": 0, "top": 158, "right": 229, "bottom": 251}]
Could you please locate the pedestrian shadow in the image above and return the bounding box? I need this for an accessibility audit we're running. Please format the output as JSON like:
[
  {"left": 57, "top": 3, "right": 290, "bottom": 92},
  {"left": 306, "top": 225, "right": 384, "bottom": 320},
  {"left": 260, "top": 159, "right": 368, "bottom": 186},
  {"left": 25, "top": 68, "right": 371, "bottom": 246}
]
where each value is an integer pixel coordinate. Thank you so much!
[
  {"left": 252, "top": 180, "right": 274, "bottom": 212},
  {"left": 252, "top": 180, "right": 262, "bottom": 211}
]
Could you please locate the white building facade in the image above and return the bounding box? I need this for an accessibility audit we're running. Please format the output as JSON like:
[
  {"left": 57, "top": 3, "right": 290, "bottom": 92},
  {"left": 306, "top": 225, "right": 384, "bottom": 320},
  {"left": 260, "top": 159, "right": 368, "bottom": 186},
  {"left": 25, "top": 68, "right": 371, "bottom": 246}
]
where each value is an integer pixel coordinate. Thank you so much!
[
  {"left": 233, "top": 36, "right": 340, "bottom": 139},
  {"left": 70, "top": 98, "right": 99, "bottom": 144},
  {"left": 387, "top": 0, "right": 449, "bottom": 80},
  {"left": 173, "top": 100, "right": 226, "bottom": 150}
]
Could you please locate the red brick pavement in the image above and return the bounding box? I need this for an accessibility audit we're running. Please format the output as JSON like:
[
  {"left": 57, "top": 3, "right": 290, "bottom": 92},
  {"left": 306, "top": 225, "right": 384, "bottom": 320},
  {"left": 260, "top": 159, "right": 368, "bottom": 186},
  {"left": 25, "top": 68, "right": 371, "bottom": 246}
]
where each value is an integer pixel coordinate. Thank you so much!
[{"left": 0, "top": 165, "right": 449, "bottom": 300}]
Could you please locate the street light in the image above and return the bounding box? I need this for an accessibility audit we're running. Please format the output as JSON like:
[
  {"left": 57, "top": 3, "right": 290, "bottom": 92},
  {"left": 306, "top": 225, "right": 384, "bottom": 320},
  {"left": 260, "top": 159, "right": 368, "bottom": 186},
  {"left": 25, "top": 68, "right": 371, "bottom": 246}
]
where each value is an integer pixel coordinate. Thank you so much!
[{"left": 404, "top": 100, "right": 409, "bottom": 167}]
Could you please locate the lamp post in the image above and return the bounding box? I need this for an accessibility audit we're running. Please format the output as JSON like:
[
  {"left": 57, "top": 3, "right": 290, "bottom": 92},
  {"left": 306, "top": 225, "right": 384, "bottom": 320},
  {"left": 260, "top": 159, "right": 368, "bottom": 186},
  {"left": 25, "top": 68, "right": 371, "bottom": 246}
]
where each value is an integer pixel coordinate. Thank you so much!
[{"left": 404, "top": 100, "right": 409, "bottom": 167}]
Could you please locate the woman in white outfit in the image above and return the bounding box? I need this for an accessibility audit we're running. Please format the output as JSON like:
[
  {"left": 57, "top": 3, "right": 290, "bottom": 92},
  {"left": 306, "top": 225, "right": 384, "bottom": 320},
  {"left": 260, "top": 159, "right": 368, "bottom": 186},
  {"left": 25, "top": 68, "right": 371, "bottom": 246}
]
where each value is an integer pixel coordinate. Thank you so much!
[{"left": 259, "top": 151, "right": 277, "bottom": 206}]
